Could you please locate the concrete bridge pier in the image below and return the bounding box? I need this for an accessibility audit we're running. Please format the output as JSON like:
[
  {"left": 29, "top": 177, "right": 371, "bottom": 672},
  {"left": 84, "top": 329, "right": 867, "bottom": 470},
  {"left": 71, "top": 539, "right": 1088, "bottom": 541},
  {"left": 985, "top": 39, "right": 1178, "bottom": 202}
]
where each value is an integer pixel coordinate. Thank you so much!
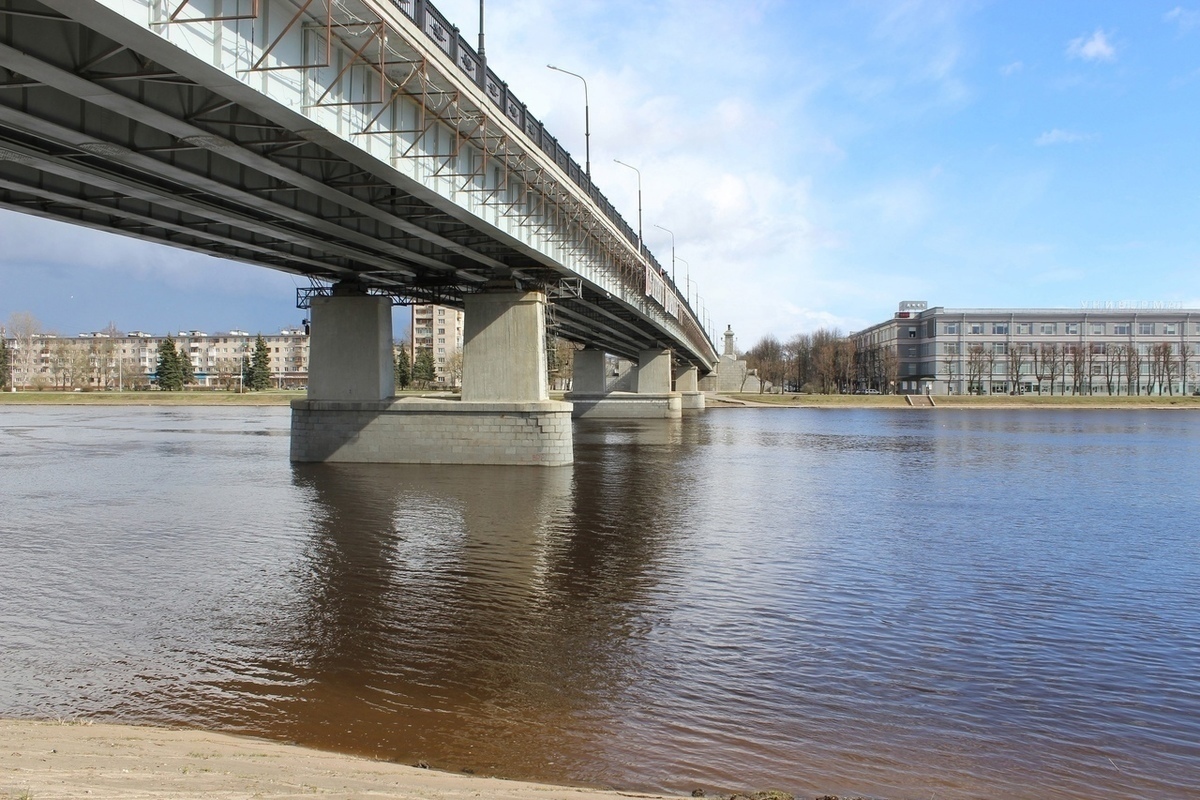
[
  {"left": 291, "top": 282, "right": 572, "bottom": 465},
  {"left": 675, "top": 365, "right": 706, "bottom": 412},
  {"left": 568, "top": 347, "right": 681, "bottom": 419}
]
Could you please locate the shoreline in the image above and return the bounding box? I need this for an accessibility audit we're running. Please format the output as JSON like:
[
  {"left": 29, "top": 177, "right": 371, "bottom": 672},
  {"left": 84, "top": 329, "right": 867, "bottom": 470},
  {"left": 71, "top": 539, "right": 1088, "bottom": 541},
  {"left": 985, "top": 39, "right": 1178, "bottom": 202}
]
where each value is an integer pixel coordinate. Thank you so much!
[
  {"left": 0, "top": 719, "right": 693, "bottom": 800},
  {"left": 2, "top": 389, "right": 1198, "bottom": 410}
]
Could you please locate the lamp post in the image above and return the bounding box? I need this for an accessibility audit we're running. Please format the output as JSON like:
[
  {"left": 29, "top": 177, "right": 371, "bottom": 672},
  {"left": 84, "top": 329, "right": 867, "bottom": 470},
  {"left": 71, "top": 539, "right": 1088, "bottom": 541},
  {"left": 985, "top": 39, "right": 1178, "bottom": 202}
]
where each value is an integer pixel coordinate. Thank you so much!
[
  {"left": 613, "top": 158, "right": 642, "bottom": 258},
  {"left": 653, "top": 223, "right": 675, "bottom": 283},
  {"left": 676, "top": 256, "right": 690, "bottom": 307},
  {"left": 477, "top": 0, "right": 486, "bottom": 59},
  {"left": 547, "top": 65, "right": 589, "bottom": 177}
]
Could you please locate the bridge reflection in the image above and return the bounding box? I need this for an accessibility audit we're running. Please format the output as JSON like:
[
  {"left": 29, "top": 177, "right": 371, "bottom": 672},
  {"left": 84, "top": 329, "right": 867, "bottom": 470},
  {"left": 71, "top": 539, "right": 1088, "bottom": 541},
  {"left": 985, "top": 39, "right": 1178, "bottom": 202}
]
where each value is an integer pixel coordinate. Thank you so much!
[{"left": 222, "top": 421, "right": 700, "bottom": 780}]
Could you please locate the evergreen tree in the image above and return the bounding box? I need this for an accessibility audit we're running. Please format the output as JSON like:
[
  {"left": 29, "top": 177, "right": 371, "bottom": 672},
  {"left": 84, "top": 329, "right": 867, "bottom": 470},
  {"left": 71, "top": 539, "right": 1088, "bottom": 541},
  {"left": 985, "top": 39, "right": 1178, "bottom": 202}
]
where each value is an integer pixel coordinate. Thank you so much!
[
  {"left": 155, "top": 335, "right": 183, "bottom": 391},
  {"left": 395, "top": 345, "right": 411, "bottom": 390},
  {"left": 413, "top": 347, "right": 436, "bottom": 389},
  {"left": 179, "top": 349, "right": 195, "bottom": 387},
  {"left": 240, "top": 356, "right": 252, "bottom": 392},
  {"left": 249, "top": 334, "right": 272, "bottom": 390},
  {"left": 0, "top": 334, "right": 10, "bottom": 391}
]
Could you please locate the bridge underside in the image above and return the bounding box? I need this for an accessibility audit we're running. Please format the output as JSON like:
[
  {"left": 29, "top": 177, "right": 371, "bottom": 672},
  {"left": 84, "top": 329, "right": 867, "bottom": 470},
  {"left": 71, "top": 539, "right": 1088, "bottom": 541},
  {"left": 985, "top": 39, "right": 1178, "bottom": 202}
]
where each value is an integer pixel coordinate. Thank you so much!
[{"left": 0, "top": 0, "right": 707, "bottom": 364}]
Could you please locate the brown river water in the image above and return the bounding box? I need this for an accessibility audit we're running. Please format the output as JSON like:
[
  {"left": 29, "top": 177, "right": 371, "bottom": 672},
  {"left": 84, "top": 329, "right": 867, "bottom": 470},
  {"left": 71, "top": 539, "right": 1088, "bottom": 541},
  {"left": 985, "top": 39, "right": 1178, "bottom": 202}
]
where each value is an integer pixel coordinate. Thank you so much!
[{"left": 1, "top": 405, "right": 1198, "bottom": 799}]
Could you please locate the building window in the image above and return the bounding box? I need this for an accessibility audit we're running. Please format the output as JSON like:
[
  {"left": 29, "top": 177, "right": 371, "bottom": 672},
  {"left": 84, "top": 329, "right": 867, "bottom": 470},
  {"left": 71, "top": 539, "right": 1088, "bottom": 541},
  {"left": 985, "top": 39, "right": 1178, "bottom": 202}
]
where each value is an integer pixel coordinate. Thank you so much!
[
  {"left": 1091, "top": 323, "right": 1105, "bottom": 335},
  {"left": 907, "top": 346, "right": 917, "bottom": 357},
  {"left": 945, "top": 323, "right": 959, "bottom": 334},
  {"left": 1139, "top": 322, "right": 1154, "bottom": 335},
  {"left": 993, "top": 342, "right": 1008, "bottom": 355},
  {"left": 1114, "top": 323, "right": 1130, "bottom": 335},
  {"left": 944, "top": 343, "right": 960, "bottom": 355},
  {"left": 969, "top": 323, "right": 983, "bottom": 335},
  {"left": 1164, "top": 323, "right": 1177, "bottom": 335},
  {"left": 1016, "top": 323, "right": 1032, "bottom": 335},
  {"left": 1040, "top": 323, "right": 1057, "bottom": 335},
  {"left": 993, "top": 323, "right": 1009, "bottom": 335},
  {"left": 1065, "top": 323, "right": 1079, "bottom": 335},
  {"left": 906, "top": 363, "right": 917, "bottom": 375},
  {"left": 908, "top": 327, "right": 917, "bottom": 338}
]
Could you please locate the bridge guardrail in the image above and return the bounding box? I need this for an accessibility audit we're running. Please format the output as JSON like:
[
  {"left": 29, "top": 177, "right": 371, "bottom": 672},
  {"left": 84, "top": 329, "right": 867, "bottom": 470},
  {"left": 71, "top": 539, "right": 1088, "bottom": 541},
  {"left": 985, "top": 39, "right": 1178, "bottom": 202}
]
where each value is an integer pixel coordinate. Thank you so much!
[{"left": 385, "top": 0, "right": 712, "bottom": 359}]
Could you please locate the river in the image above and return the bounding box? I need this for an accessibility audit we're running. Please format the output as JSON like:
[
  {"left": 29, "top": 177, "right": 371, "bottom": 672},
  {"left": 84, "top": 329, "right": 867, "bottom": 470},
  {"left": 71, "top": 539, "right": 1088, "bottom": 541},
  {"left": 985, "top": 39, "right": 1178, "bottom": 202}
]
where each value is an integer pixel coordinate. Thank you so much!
[{"left": 1, "top": 405, "right": 1197, "bottom": 799}]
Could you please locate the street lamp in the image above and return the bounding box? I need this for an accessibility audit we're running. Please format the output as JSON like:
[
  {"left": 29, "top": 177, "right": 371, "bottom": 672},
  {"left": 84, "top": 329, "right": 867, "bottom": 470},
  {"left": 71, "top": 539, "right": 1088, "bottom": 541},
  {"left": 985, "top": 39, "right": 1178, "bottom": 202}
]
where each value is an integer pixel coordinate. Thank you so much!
[
  {"left": 676, "top": 256, "right": 690, "bottom": 306},
  {"left": 547, "top": 64, "right": 590, "bottom": 177},
  {"left": 477, "top": 0, "right": 486, "bottom": 59},
  {"left": 653, "top": 223, "right": 675, "bottom": 283},
  {"left": 613, "top": 158, "right": 642, "bottom": 258}
]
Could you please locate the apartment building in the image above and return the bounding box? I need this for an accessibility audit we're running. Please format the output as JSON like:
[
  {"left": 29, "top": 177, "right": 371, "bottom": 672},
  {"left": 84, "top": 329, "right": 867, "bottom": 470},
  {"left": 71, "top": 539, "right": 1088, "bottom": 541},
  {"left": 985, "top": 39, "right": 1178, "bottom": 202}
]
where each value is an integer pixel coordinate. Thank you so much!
[
  {"left": 409, "top": 303, "right": 465, "bottom": 386},
  {"left": 853, "top": 301, "right": 1200, "bottom": 396},
  {"left": 3, "top": 327, "right": 309, "bottom": 390}
]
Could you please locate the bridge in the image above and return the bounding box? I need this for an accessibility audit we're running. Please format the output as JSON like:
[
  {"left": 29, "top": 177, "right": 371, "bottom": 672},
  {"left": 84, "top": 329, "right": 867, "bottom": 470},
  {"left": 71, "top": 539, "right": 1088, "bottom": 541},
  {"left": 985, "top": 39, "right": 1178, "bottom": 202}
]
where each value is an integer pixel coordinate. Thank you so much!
[{"left": 0, "top": 0, "right": 719, "bottom": 465}]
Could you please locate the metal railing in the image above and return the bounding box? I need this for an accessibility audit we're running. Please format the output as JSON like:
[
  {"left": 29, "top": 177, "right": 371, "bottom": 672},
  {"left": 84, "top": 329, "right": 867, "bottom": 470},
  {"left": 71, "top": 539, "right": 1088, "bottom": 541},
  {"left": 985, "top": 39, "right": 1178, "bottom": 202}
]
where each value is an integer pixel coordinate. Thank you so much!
[{"left": 385, "top": 0, "right": 711, "bottom": 355}]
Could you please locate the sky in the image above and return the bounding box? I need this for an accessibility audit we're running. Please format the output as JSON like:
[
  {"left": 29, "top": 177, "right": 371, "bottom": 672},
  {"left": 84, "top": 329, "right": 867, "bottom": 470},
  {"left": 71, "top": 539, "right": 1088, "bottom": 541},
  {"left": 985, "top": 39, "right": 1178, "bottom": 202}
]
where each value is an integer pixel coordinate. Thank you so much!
[{"left": 2, "top": 0, "right": 1199, "bottom": 350}]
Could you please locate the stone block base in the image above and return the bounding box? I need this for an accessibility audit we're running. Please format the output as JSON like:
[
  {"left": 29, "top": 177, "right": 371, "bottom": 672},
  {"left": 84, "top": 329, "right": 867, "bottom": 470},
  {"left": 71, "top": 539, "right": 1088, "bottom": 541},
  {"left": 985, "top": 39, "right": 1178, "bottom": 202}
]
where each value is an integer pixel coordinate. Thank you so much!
[
  {"left": 291, "top": 398, "right": 573, "bottom": 465},
  {"left": 680, "top": 391, "right": 706, "bottom": 412},
  {"left": 565, "top": 392, "right": 682, "bottom": 419}
]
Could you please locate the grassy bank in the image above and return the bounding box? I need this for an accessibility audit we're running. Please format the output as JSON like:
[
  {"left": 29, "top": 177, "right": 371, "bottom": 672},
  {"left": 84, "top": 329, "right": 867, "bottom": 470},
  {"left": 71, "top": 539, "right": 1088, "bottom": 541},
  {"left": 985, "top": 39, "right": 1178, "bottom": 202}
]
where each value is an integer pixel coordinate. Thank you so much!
[
  {"left": 0, "top": 390, "right": 304, "bottom": 406},
  {"left": 719, "top": 392, "right": 1200, "bottom": 408}
]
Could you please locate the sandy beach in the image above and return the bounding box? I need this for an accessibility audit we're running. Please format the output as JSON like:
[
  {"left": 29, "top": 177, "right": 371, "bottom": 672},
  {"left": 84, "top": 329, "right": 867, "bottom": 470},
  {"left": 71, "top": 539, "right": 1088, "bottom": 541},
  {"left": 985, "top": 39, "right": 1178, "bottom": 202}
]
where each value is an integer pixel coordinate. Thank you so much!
[{"left": 0, "top": 719, "right": 688, "bottom": 800}]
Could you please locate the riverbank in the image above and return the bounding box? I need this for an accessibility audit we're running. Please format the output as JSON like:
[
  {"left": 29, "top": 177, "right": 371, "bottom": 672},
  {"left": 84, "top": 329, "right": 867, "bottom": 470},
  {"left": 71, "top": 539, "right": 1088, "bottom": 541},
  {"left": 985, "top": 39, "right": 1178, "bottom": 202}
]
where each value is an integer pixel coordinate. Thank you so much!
[
  {"left": 4, "top": 389, "right": 1199, "bottom": 409},
  {"left": 715, "top": 393, "right": 1200, "bottom": 409},
  {"left": 0, "top": 719, "right": 691, "bottom": 800}
]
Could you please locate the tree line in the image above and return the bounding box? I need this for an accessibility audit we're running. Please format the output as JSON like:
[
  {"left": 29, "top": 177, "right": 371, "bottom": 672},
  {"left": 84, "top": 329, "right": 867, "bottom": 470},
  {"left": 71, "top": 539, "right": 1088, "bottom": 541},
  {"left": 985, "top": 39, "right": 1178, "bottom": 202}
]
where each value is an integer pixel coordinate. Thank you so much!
[
  {"left": 155, "top": 333, "right": 274, "bottom": 391},
  {"left": 742, "top": 329, "right": 868, "bottom": 394}
]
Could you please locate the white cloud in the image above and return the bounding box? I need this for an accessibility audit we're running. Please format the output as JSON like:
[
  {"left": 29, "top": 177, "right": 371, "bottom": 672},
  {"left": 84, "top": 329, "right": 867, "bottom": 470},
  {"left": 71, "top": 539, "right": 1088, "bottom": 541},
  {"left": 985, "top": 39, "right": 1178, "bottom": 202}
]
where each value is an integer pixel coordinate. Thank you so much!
[
  {"left": 1035, "top": 129, "right": 1093, "bottom": 146},
  {"left": 1164, "top": 7, "right": 1200, "bottom": 31},
  {"left": 1000, "top": 61, "right": 1024, "bottom": 76},
  {"left": 1066, "top": 29, "right": 1116, "bottom": 62}
]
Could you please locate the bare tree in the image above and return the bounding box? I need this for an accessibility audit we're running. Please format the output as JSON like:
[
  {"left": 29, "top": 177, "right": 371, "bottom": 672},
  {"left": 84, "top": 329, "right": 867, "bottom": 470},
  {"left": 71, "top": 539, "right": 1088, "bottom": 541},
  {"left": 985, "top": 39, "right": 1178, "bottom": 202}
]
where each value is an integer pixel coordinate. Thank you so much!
[
  {"left": 747, "top": 335, "right": 787, "bottom": 393},
  {"left": 1040, "top": 343, "right": 1061, "bottom": 395},
  {"left": 967, "top": 344, "right": 987, "bottom": 394},
  {"left": 833, "top": 338, "right": 857, "bottom": 393},
  {"left": 1007, "top": 345, "right": 1025, "bottom": 394},
  {"left": 983, "top": 345, "right": 997, "bottom": 394},
  {"left": 6, "top": 312, "right": 42, "bottom": 389},
  {"left": 1098, "top": 343, "right": 1118, "bottom": 395},
  {"left": 1030, "top": 344, "right": 1045, "bottom": 395},
  {"left": 811, "top": 328, "right": 841, "bottom": 394},
  {"left": 943, "top": 347, "right": 958, "bottom": 394},
  {"left": 880, "top": 345, "right": 899, "bottom": 394},
  {"left": 1179, "top": 344, "right": 1194, "bottom": 396},
  {"left": 446, "top": 348, "right": 464, "bottom": 389},
  {"left": 1153, "top": 342, "right": 1174, "bottom": 395},
  {"left": 787, "top": 333, "right": 812, "bottom": 392},
  {"left": 1125, "top": 345, "right": 1142, "bottom": 395}
]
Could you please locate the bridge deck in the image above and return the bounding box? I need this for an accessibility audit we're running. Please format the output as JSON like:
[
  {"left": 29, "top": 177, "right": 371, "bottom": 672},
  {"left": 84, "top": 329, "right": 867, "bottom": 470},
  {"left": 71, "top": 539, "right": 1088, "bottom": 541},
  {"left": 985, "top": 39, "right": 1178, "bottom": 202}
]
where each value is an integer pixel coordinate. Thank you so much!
[{"left": 0, "top": 0, "right": 717, "bottom": 369}]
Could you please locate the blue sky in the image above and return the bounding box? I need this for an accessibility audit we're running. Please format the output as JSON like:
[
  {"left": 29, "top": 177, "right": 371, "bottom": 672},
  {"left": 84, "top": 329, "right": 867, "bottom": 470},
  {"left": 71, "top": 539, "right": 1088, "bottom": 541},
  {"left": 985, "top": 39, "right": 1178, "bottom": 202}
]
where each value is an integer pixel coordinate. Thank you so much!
[{"left": 3, "top": 0, "right": 1199, "bottom": 349}]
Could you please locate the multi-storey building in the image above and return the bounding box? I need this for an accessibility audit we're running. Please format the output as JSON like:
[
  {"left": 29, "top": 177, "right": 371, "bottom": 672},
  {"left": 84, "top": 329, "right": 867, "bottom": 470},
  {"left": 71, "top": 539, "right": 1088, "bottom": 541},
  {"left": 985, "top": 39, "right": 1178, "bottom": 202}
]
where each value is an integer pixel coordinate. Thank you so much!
[
  {"left": 408, "top": 304, "right": 465, "bottom": 386},
  {"left": 853, "top": 301, "right": 1200, "bottom": 396},
  {"left": 3, "top": 327, "right": 309, "bottom": 390}
]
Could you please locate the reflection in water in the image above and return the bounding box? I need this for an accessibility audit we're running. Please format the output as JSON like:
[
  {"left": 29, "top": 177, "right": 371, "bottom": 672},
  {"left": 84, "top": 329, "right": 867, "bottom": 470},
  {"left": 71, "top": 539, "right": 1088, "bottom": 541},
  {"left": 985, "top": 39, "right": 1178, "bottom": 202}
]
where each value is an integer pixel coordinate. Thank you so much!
[{"left": 1, "top": 407, "right": 1199, "bottom": 799}]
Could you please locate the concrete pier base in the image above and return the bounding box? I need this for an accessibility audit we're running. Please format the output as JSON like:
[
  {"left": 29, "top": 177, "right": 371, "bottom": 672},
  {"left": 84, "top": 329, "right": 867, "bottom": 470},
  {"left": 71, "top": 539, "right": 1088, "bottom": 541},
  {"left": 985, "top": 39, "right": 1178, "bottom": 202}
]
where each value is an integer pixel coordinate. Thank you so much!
[
  {"left": 567, "top": 392, "right": 682, "bottom": 419},
  {"left": 292, "top": 284, "right": 573, "bottom": 466},
  {"left": 290, "top": 398, "right": 573, "bottom": 465},
  {"left": 675, "top": 366, "right": 706, "bottom": 412},
  {"left": 566, "top": 347, "right": 683, "bottom": 418}
]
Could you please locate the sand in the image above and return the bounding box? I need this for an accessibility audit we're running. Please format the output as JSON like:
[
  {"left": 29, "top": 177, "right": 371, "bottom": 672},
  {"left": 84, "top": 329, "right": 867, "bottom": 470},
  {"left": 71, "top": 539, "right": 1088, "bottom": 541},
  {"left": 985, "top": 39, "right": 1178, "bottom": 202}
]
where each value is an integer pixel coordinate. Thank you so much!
[{"left": 0, "top": 720, "right": 675, "bottom": 800}]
